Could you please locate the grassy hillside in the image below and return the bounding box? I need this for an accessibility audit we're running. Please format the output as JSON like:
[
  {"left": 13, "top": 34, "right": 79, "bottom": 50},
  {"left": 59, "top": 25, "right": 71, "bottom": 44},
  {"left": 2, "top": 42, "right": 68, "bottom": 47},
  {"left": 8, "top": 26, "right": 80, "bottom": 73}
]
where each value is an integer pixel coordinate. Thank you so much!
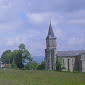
[{"left": 0, "top": 70, "right": 85, "bottom": 85}]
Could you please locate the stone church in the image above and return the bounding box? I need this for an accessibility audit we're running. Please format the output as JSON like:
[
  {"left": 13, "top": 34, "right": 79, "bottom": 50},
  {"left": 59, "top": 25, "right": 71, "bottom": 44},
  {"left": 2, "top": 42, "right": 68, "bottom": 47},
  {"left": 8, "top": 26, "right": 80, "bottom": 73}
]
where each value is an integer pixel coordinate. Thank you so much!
[{"left": 45, "top": 23, "right": 85, "bottom": 72}]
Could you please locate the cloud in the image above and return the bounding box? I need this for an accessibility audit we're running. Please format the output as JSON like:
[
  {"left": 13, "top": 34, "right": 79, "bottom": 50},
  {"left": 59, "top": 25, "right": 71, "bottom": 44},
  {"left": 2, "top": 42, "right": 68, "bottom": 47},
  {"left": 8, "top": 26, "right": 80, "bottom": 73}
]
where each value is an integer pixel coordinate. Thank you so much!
[
  {"left": 62, "top": 9, "right": 85, "bottom": 26},
  {"left": 27, "top": 13, "right": 45, "bottom": 24},
  {"left": 68, "top": 37, "right": 85, "bottom": 45},
  {"left": 54, "top": 28, "right": 65, "bottom": 39},
  {"left": 68, "top": 19, "right": 85, "bottom": 25},
  {"left": 27, "top": 0, "right": 85, "bottom": 12},
  {"left": 5, "top": 28, "right": 45, "bottom": 56},
  {"left": 0, "top": 0, "right": 85, "bottom": 56},
  {"left": 26, "top": 12, "right": 64, "bottom": 25}
]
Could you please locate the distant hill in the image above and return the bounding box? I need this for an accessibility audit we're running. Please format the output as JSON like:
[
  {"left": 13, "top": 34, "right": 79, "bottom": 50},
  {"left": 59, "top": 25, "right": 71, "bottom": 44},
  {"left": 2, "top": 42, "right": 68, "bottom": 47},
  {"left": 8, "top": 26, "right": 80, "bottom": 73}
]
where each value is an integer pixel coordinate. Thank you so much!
[
  {"left": 31, "top": 56, "right": 44, "bottom": 64},
  {"left": 23, "top": 56, "right": 44, "bottom": 65}
]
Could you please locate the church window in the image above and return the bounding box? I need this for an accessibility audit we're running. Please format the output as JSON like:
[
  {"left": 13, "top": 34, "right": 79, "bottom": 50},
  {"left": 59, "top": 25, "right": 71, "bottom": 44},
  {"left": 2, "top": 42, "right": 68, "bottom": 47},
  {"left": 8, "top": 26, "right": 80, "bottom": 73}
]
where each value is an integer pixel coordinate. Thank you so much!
[
  {"left": 72, "top": 59, "right": 73, "bottom": 63},
  {"left": 72, "top": 59, "right": 74, "bottom": 66},
  {"left": 63, "top": 59, "right": 64, "bottom": 64},
  {"left": 68, "top": 59, "right": 70, "bottom": 71},
  {"left": 63, "top": 59, "right": 65, "bottom": 67}
]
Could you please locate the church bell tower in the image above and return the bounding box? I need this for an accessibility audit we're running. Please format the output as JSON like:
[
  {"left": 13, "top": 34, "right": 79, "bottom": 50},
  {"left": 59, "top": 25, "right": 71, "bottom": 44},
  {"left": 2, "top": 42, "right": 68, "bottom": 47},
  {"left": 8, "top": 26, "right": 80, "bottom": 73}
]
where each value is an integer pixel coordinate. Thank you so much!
[{"left": 45, "top": 23, "right": 57, "bottom": 70}]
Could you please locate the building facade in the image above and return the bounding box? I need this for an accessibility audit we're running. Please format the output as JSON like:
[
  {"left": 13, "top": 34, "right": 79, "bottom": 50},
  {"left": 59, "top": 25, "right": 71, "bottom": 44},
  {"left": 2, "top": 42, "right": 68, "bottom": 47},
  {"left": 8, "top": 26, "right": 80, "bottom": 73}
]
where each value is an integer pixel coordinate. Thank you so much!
[{"left": 45, "top": 23, "right": 85, "bottom": 72}]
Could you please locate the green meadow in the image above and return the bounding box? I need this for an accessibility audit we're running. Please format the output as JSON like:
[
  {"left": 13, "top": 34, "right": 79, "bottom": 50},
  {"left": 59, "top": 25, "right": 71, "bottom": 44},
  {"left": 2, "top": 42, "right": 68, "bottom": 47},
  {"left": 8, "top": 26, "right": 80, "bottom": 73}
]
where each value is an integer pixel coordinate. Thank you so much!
[{"left": 0, "top": 70, "right": 85, "bottom": 85}]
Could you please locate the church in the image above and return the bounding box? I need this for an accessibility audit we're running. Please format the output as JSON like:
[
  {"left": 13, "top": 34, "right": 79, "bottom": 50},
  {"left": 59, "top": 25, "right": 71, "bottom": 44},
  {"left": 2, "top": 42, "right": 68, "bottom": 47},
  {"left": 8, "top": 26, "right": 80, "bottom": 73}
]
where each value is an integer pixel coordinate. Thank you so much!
[{"left": 45, "top": 23, "right": 85, "bottom": 72}]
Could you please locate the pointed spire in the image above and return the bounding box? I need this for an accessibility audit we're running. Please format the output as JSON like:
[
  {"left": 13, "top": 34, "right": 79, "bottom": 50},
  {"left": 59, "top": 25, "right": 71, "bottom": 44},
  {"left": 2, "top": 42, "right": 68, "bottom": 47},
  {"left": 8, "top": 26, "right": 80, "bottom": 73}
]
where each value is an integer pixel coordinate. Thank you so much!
[
  {"left": 46, "top": 22, "right": 56, "bottom": 39},
  {"left": 48, "top": 22, "right": 54, "bottom": 36}
]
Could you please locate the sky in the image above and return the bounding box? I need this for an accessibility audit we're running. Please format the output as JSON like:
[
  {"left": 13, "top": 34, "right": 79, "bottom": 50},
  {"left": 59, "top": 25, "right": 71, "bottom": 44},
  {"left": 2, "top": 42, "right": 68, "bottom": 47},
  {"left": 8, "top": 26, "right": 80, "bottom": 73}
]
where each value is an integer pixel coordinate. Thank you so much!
[{"left": 0, "top": 0, "right": 85, "bottom": 56}]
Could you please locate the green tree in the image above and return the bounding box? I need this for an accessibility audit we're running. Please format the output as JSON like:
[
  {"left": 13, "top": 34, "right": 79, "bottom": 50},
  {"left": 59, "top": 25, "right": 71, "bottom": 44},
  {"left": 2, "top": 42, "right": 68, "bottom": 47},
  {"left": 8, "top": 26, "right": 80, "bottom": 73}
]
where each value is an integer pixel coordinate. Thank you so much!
[
  {"left": 12, "top": 50, "right": 19, "bottom": 64},
  {"left": 6, "top": 52, "right": 12, "bottom": 68},
  {"left": 1, "top": 50, "right": 12, "bottom": 64},
  {"left": 37, "top": 61, "right": 45, "bottom": 70},
  {"left": 14, "top": 50, "right": 24, "bottom": 69},
  {"left": 25, "top": 57, "right": 33, "bottom": 70},
  {"left": 11, "top": 63, "right": 17, "bottom": 69},
  {"left": 31, "top": 61, "right": 39, "bottom": 70},
  {"left": 18, "top": 43, "right": 25, "bottom": 50},
  {"left": 25, "top": 61, "right": 32, "bottom": 70},
  {"left": 13, "top": 44, "right": 31, "bottom": 69},
  {"left": 25, "top": 61, "right": 38, "bottom": 70},
  {"left": 22, "top": 49, "right": 31, "bottom": 62},
  {"left": 56, "top": 57, "right": 66, "bottom": 71},
  {"left": 1, "top": 43, "right": 31, "bottom": 69}
]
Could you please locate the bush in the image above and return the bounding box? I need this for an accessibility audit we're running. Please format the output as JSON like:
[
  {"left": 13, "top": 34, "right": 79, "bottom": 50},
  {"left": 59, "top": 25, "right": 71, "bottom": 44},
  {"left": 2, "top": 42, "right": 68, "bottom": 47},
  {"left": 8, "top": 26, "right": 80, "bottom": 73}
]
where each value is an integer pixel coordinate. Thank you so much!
[{"left": 56, "top": 61, "right": 62, "bottom": 71}]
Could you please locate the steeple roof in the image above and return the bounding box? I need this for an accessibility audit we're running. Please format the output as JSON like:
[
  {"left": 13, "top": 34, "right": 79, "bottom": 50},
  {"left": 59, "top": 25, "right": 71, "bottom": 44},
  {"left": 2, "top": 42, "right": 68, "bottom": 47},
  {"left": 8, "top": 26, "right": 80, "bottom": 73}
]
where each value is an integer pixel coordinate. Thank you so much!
[{"left": 46, "top": 22, "right": 56, "bottom": 39}]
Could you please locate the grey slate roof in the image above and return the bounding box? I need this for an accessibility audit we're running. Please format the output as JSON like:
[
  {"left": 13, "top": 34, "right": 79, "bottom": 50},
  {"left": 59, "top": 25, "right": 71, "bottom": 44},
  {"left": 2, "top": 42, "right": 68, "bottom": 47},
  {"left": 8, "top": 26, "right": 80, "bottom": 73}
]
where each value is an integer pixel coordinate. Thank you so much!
[
  {"left": 57, "top": 50, "right": 85, "bottom": 57},
  {"left": 46, "top": 23, "right": 56, "bottom": 39}
]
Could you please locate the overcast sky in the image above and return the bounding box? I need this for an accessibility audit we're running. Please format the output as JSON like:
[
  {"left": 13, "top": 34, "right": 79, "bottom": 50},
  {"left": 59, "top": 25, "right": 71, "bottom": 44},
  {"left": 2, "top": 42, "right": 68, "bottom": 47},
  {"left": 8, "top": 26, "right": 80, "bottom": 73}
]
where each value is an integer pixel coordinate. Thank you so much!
[{"left": 0, "top": 0, "right": 85, "bottom": 56}]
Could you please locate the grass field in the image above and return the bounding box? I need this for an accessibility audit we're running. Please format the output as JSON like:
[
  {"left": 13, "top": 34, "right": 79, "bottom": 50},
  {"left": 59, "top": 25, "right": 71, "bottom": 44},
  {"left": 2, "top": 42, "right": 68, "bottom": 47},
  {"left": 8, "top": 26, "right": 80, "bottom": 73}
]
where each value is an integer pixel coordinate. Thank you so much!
[{"left": 0, "top": 70, "right": 85, "bottom": 85}]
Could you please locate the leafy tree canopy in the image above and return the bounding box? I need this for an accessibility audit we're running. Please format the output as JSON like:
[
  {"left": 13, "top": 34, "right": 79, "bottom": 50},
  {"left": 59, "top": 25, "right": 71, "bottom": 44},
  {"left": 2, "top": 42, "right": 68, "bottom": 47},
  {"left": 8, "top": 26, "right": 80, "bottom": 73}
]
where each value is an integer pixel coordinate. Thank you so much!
[
  {"left": 25, "top": 61, "right": 38, "bottom": 70},
  {"left": 18, "top": 43, "right": 25, "bottom": 50},
  {"left": 37, "top": 61, "right": 45, "bottom": 70},
  {"left": 1, "top": 43, "right": 32, "bottom": 69},
  {"left": 1, "top": 50, "right": 12, "bottom": 64}
]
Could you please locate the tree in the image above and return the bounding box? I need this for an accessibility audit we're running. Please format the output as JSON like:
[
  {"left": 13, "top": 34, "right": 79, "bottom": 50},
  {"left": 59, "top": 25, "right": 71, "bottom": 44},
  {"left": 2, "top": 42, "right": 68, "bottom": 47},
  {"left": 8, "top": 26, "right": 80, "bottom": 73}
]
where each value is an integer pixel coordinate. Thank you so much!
[
  {"left": 14, "top": 50, "right": 24, "bottom": 69},
  {"left": 22, "top": 49, "right": 31, "bottom": 62},
  {"left": 12, "top": 44, "right": 31, "bottom": 69},
  {"left": 37, "top": 61, "right": 45, "bottom": 70},
  {"left": 25, "top": 61, "right": 38, "bottom": 70},
  {"left": 1, "top": 50, "right": 12, "bottom": 64},
  {"left": 56, "top": 57, "right": 66, "bottom": 71},
  {"left": 1, "top": 43, "right": 31, "bottom": 69},
  {"left": 24, "top": 57, "right": 33, "bottom": 70},
  {"left": 25, "top": 61, "right": 32, "bottom": 70},
  {"left": 6, "top": 52, "right": 12, "bottom": 68},
  {"left": 18, "top": 43, "right": 25, "bottom": 51},
  {"left": 11, "top": 62, "right": 17, "bottom": 69},
  {"left": 12, "top": 50, "right": 19, "bottom": 64},
  {"left": 31, "top": 61, "right": 38, "bottom": 70}
]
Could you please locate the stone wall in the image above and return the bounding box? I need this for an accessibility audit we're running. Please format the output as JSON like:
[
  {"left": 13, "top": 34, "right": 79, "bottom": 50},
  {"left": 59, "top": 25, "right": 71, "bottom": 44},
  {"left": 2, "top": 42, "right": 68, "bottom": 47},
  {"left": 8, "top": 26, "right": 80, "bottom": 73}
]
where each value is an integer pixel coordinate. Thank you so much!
[
  {"left": 45, "top": 48, "right": 57, "bottom": 70},
  {"left": 45, "top": 49, "right": 52, "bottom": 70},
  {"left": 61, "top": 56, "right": 76, "bottom": 72},
  {"left": 81, "top": 55, "right": 85, "bottom": 72}
]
